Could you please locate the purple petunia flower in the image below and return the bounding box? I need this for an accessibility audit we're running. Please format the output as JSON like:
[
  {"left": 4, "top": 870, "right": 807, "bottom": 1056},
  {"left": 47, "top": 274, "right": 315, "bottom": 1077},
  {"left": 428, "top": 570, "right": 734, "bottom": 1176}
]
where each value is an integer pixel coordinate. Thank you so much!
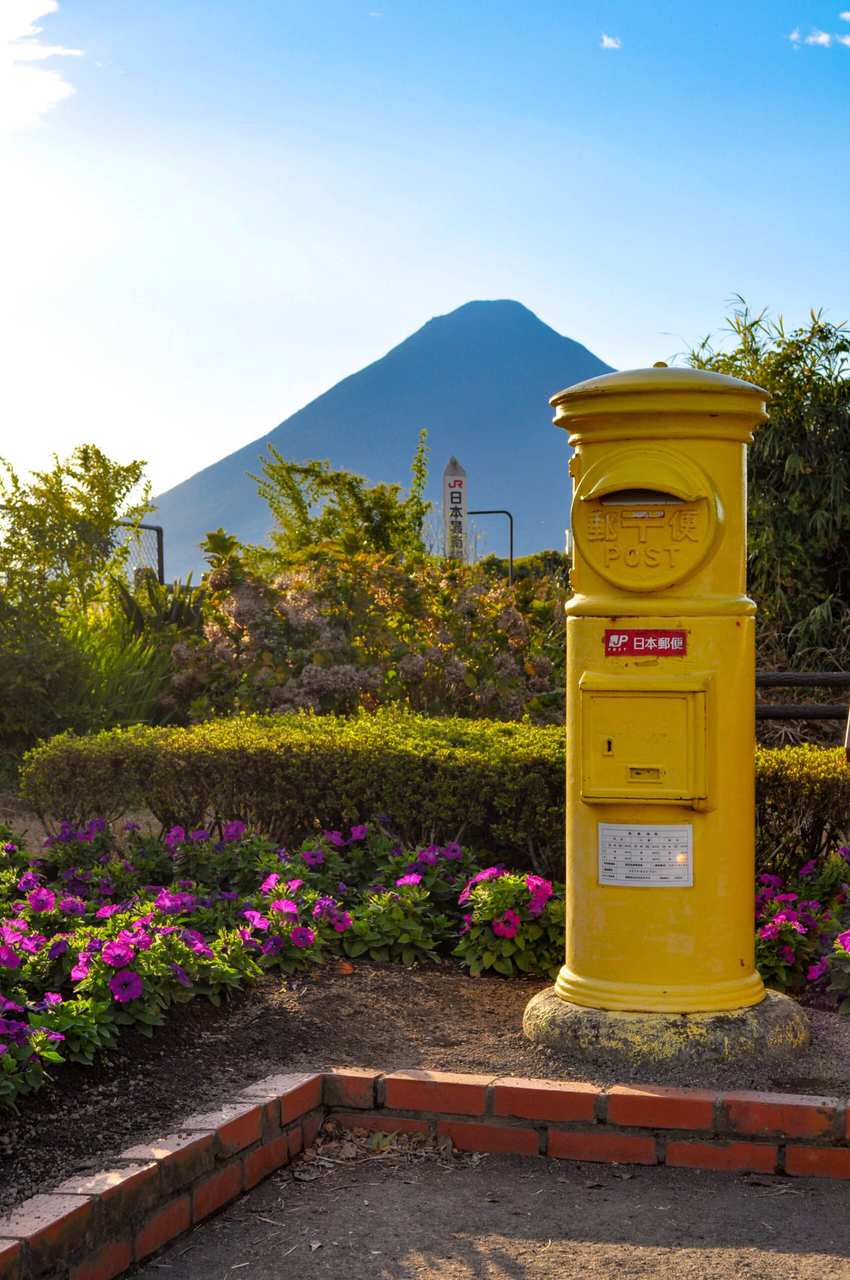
[
  {"left": 102, "top": 939, "right": 135, "bottom": 967},
  {"left": 259, "top": 873, "right": 281, "bottom": 894},
  {"left": 396, "top": 873, "right": 422, "bottom": 887},
  {"left": 807, "top": 957, "right": 829, "bottom": 982},
  {"left": 170, "top": 962, "right": 192, "bottom": 988},
  {"left": 190, "top": 829, "right": 211, "bottom": 843},
  {"left": 3, "top": 842, "right": 18, "bottom": 853},
  {"left": 123, "top": 821, "right": 141, "bottom": 833},
  {"left": 526, "top": 874, "right": 554, "bottom": 917},
  {"left": 59, "top": 896, "right": 86, "bottom": 916},
  {"left": 302, "top": 849, "right": 325, "bottom": 868},
  {"left": 109, "top": 969, "right": 143, "bottom": 1002},
  {"left": 758, "top": 922, "right": 780, "bottom": 941},
  {"left": 798, "top": 859, "right": 818, "bottom": 878},
  {"left": 0, "top": 945, "right": 20, "bottom": 970},
  {"left": 27, "top": 887, "right": 56, "bottom": 913},
  {"left": 222, "top": 820, "right": 246, "bottom": 842},
  {"left": 349, "top": 824, "right": 368, "bottom": 841},
  {"left": 261, "top": 935, "right": 285, "bottom": 957},
  {"left": 286, "top": 879, "right": 304, "bottom": 893},
  {"left": 322, "top": 830, "right": 345, "bottom": 848},
  {"left": 95, "top": 904, "right": 122, "bottom": 919},
  {"left": 290, "top": 926, "right": 316, "bottom": 948},
  {"left": 17, "top": 871, "right": 42, "bottom": 892},
  {"left": 70, "top": 953, "right": 90, "bottom": 981},
  {"left": 164, "top": 826, "right": 186, "bottom": 849}
]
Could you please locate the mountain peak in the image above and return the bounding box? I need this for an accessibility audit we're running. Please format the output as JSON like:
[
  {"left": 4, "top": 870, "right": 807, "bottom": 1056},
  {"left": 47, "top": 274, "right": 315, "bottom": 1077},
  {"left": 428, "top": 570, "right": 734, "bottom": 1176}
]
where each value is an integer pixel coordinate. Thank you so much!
[{"left": 154, "top": 302, "right": 613, "bottom": 576}]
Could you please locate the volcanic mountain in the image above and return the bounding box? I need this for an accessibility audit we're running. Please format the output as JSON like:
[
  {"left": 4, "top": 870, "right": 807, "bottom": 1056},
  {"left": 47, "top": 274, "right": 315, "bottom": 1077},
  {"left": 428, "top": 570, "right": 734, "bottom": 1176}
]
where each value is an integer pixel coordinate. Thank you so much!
[{"left": 153, "top": 300, "right": 613, "bottom": 578}]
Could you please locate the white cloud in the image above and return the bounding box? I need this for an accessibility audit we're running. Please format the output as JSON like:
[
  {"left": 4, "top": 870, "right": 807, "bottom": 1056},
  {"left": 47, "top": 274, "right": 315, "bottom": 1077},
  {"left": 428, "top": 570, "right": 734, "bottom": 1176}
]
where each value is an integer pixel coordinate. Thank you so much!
[
  {"left": 840, "top": 11, "right": 850, "bottom": 21},
  {"left": 838, "top": 32, "right": 850, "bottom": 44},
  {"left": 789, "top": 27, "right": 801, "bottom": 42},
  {"left": 0, "top": 1, "right": 82, "bottom": 132},
  {"left": 600, "top": 33, "right": 622, "bottom": 49},
  {"left": 804, "top": 28, "right": 833, "bottom": 44}
]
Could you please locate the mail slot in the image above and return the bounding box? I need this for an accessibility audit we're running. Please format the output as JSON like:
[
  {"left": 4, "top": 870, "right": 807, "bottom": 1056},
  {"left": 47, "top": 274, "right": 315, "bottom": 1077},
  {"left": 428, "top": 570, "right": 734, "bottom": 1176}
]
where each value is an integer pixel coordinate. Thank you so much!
[
  {"left": 579, "top": 674, "right": 709, "bottom": 805},
  {"left": 546, "top": 365, "right": 770, "bottom": 1014}
]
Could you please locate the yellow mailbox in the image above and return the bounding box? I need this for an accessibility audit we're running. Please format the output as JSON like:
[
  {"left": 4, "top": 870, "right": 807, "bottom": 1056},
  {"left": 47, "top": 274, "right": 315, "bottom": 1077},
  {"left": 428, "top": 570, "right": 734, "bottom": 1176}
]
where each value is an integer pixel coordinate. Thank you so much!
[{"left": 551, "top": 365, "right": 769, "bottom": 1014}]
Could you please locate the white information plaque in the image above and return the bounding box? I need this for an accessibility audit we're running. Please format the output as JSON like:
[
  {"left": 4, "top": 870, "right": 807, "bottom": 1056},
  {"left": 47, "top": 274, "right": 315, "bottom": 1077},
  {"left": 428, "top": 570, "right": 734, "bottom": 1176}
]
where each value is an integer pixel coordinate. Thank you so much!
[{"left": 598, "top": 823, "right": 693, "bottom": 888}]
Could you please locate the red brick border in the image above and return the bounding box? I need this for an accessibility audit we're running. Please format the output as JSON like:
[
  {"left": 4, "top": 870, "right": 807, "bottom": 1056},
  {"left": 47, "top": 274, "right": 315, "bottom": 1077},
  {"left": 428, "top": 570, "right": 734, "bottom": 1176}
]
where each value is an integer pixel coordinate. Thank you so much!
[{"left": 2, "top": 1069, "right": 850, "bottom": 1277}]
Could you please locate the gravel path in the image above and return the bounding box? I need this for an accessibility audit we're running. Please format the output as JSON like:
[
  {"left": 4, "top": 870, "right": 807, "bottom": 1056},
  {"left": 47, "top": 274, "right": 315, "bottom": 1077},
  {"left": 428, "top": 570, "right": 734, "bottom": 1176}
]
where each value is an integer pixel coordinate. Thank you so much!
[
  {"left": 4, "top": 963, "right": 850, "bottom": 1213},
  {"left": 132, "top": 1149, "right": 850, "bottom": 1279}
]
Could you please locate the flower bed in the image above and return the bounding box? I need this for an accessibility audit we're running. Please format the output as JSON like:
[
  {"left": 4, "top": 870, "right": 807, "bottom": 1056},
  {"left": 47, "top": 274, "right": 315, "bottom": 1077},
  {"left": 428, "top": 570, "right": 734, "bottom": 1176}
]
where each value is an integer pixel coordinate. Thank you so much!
[{"left": 2, "top": 816, "right": 850, "bottom": 1110}]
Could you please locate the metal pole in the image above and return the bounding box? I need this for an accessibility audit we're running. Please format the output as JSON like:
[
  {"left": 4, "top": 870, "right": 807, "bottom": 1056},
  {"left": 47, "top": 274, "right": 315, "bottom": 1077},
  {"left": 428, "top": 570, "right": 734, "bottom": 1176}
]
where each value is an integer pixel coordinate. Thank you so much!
[{"left": 468, "top": 509, "right": 514, "bottom": 585}]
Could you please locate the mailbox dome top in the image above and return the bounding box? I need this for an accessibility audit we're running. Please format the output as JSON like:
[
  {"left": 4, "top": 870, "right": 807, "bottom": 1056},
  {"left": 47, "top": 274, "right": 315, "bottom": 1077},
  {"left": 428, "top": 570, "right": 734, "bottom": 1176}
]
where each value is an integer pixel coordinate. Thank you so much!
[{"left": 550, "top": 365, "right": 769, "bottom": 410}]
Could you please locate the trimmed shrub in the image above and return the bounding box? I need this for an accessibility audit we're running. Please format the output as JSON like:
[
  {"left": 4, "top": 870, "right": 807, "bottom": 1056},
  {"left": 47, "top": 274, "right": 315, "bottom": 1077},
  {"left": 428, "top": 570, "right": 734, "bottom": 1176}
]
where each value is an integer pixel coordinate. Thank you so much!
[
  {"left": 755, "top": 745, "right": 850, "bottom": 876},
  {"left": 20, "top": 715, "right": 850, "bottom": 879},
  {"left": 21, "top": 712, "right": 565, "bottom": 875}
]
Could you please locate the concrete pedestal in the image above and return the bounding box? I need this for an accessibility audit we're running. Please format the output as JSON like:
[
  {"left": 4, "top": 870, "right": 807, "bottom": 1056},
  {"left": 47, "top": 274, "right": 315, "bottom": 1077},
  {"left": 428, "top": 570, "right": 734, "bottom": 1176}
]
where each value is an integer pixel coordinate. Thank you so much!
[{"left": 523, "top": 987, "right": 809, "bottom": 1069}]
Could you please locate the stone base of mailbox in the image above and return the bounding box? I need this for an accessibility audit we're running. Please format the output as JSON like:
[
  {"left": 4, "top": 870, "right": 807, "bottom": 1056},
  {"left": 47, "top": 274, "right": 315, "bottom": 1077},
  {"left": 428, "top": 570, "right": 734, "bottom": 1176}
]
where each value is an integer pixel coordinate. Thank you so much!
[{"left": 523, "top": 987, "right": 810, "bottom": 1067}]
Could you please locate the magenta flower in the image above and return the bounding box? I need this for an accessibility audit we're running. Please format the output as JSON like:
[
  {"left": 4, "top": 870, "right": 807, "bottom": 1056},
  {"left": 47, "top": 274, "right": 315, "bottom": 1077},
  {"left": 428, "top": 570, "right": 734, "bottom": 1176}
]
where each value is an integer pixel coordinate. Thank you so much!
[
  {"left": 458, "top": 866, "right": 506, "bottom": 905},
  {"left": 459, "top": 913, "right": 472, "bottom": 936},
  {"left": 70, "top": 953, "right": 90, "bottom": 981},
  {"left": 189, "top": 828, "right": 211, "bottom": 843},
  {"left": 758, "top": 922, "right": 780, "bottom": 940},
  {"left": 758, "top": 874, "right": 783, "bottom": 888},
  {"left": 807, "top": 958, "right": 829, "bottom": 982},
  {"left": 774, "top": 892, "right": 798, "bottom": 903},
  {"left": 59, "top": 896, "right": 86, "bottom": 916},
  {"left": 102, "top": 939, "right": 135, "bottom": 967},
  {"left": 95, "top": 904, "right": 122, "bottom": 919},
  {"left": 17, "top": 871, "right": 42, "bottom": 891},
  {"left": 109, "top": 969, "right": 143, "bottom": 1002},
  {"left": 270, "top": 898, "right": 298, "bottom": 916},
  {"left": 780, "top": 945, "right": 796, "bottom": 965},
  {"left": 290, "top": 926, "right": 316, "bottom": 948},
  {"left": 526, "top": 874, "right": 553, "bottom": 916},
  {"left": 241, "top": 909, "right": 270, "bottom": 931},
  {"left": 798, "top": 860, "right": 818, "bottom": 878},
  {"left": 222, "top": 820, "right": 246, "bottom": 842},
  {"left": 333, "top": 911, "right": 353, "bottom": 933},
  {"left": 0, "top": 945, "right": 20, "bottom": 970},
  {"left": 259, "top": 873, "right": 280, "bottom": 894},
  {"left": 835, "top": 929, "right": 850, "bottom": 953},
  {"left": 302, "top": 849, "right": 325, "bottom": 868},
  {"left": 27, "top": 887, "right": 56, "bottom": 913},
  {"left": 164, "top": 826, "right": 186, "bottom": 849},
  {"left": 322, "top": 831, "right": 345, "bottom": 848},
  {"left": 3, "top": 842, "right": 18, "bottom": 853},
  {"left": 441, "top": 842, "right": 463, "bottom": 861},
  {"left": 43, "top": 992, "right": 63, "bottom": 1006},
  {"left": 349, "top": 824, "right": 368, "bottom": 841},
  {"left": 416, "top": 848, "right": 439, "bottom": 866},
  {"left": 286, "top": 879, "right": 304, "bottom": 893},
  {"left": 396, "top": 873, "right": 422, "bottom": 887},
  {"left": 20, "top": 933, "right": 46, "bottom": 954},
  {"left": 491, "top": 908, "right": 521, "bottom": 939}
]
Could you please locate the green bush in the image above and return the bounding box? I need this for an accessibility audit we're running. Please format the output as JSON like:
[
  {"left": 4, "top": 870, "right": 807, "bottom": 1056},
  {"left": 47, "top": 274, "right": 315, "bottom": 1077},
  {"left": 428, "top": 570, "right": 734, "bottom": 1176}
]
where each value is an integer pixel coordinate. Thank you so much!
[
  {"left": 755, "top": 745, "right": 850, "bottom": 876},
  {"left": 20, "top": 714, "right": 850, "bottom": 879}
]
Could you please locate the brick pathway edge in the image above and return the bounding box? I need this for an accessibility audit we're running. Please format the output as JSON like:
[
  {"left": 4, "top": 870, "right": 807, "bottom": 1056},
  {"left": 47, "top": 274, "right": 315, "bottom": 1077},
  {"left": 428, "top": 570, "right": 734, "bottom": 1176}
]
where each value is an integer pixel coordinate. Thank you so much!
[{"left": 3, "top": 1069, "right": 850, "bottom": 1279}]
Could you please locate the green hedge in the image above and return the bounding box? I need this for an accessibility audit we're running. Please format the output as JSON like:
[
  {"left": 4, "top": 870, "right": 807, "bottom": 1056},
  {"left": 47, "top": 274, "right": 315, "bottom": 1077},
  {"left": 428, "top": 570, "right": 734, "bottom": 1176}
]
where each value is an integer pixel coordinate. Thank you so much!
[{"left": 19, "top": 713, "right": 850, "bottom": 879}]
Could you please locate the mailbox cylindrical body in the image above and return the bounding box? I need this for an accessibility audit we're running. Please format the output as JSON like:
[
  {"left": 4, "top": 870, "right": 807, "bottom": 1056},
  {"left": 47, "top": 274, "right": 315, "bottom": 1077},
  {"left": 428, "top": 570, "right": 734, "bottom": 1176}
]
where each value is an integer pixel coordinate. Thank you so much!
[{"left": 551, "top": 367, "right": 769, "bottom": 1013}]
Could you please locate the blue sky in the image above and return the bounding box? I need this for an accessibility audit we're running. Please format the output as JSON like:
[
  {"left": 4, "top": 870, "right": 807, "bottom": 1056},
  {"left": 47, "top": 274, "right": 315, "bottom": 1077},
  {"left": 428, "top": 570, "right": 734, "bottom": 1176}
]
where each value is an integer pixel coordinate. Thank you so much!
[{"left": 1, "top": 0, "right": 849, "bottom": 497}]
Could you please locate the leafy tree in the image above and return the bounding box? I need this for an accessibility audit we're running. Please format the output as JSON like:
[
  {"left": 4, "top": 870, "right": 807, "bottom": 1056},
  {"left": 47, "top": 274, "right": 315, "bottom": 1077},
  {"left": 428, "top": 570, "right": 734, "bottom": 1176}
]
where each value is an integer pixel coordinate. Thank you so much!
[
  {"left": 689, "top": 303, "right": 850, "bottom": 665},
  {"left": 247, "top": 428, "right": 431, "bottom": 568},
  {"left": 0, "top": 444, "right": 150, "bottom": 610},
  {"left": 0, "top": 445, "right": 154, "bottom": 751}
]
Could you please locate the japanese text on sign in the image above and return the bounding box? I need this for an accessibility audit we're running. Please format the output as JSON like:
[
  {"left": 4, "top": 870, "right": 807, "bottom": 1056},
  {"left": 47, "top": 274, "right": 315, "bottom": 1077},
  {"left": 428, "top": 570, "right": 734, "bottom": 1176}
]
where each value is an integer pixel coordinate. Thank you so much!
[
  {"left": 598, "top": 823, "right": 693, "bottom": 887},
  {"left": 442, "top": 457, "right": 468, "bottom": 561},
  {"left": 604, "top": 629, "right": 688, "bottom": 657}
]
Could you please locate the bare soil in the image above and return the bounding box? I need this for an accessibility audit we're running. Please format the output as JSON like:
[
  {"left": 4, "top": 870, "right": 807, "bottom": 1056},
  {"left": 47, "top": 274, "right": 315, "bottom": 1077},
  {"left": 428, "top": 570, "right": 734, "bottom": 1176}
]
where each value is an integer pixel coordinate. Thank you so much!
[
  {"left": 132, "top": 1137, "right": 850, "bottom": 1280},
  {"left": 3, "top": 962, "right": 850, "bottom": 1215}
]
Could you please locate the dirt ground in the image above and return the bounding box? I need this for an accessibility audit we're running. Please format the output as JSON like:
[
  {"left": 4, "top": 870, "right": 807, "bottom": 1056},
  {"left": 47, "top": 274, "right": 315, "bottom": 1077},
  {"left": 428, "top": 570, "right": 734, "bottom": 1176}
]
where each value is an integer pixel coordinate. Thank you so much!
[
  {"left": 3, "top": 962, "right": 850, "bottom": 1214},
  {"left": 132, "top": 1143, "right": 850, "bottom": 1280}
]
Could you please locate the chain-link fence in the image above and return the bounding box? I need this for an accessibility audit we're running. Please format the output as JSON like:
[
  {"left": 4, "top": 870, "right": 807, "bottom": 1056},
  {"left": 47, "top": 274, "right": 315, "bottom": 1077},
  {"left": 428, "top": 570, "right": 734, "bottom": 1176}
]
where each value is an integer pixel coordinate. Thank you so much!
[{"left": 115, "top": 522, "right": 165, "bottom": 585}]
